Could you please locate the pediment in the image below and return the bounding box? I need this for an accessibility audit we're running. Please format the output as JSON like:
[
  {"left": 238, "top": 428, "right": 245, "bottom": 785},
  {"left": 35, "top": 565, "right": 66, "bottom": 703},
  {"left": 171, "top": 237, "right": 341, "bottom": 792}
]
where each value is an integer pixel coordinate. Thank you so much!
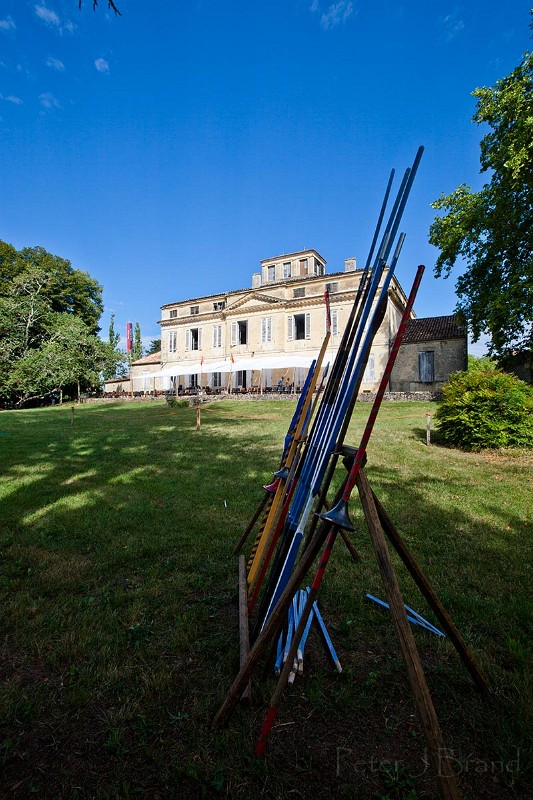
[{"left": 227, "top": 292, "right": 285, "bottom": 313}]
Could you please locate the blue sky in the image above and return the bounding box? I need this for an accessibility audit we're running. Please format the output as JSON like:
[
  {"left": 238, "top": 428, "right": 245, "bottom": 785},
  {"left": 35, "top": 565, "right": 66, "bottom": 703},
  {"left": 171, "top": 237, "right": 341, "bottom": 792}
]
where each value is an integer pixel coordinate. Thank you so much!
[{"left": 1, "top": 1, "right": 531, "bottom": 355}]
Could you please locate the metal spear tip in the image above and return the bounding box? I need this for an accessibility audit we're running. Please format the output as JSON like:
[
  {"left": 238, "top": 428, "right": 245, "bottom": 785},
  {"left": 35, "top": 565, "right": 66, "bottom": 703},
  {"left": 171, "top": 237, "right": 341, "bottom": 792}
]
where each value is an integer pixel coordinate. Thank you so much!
[
  {"left": 273, "top": 467, "right": 289, "bottom": 481},
  {"left": 317, "top": 499, "right": 356, "bottom": 532},
  {"left": 263, "top": 477, "right": 280, "bottom": 493}
]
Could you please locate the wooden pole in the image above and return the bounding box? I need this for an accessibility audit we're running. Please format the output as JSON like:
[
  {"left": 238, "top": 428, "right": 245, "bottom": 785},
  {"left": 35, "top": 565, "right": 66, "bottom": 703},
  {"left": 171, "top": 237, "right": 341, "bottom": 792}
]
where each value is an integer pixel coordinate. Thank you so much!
[
  {"left": 356, "top": 468, "right": 461, "bottom": 800},
  {"left": 370, "top": 483, "right": 490, "bottom": 692},
  {"left": 196, "top": 406, "right": 201, "bottom": 431},
  {"left": 426, "top": 412, "right": 431, "bottom": 446},
  {"left": 238, "top": 555, "right": 252, "bottom": 702}
]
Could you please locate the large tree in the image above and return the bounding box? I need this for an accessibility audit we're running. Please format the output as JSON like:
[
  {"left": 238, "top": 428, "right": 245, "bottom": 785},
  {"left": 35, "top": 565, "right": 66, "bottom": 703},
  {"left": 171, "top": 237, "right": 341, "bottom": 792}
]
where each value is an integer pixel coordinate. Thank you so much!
[
  {"left": 0, "top": 241, "right": 120, "bottom": 404},
  {"left": 429, "top": 33, "right": 533, "bottom": 360}
]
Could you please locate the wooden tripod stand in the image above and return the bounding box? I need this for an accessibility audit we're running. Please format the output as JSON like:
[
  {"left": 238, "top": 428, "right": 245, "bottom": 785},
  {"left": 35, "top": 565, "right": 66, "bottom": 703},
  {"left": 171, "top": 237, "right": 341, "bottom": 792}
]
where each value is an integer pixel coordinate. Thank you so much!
[{"left": 214, "top": 465, "right": 489, "bottom": 800}]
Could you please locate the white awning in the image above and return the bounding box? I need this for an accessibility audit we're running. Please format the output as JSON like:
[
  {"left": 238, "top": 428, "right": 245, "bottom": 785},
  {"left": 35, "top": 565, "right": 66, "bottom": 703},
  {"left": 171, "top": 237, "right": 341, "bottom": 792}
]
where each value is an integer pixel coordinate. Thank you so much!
[{"left": 138, "top": 353, "right": 326, "bottom": 378}]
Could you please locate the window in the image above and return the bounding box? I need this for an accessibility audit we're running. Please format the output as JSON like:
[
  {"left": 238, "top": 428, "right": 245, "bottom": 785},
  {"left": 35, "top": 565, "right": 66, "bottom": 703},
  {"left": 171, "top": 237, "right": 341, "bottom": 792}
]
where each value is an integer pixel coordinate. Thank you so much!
[
  {"left": 169, "top": 309, "right": 177, "bottom": 318},
  {"left": 236, "top": 370, "right": 247, "bottom": 388},
  {"left": 213, "top": 324, "right": 222, "bottom": 348},
  {"left": 293, "top": 287, "right": 306, "bottom": 299},
  {"left": 169, "top": 331, "right": 177, "bottom": 353},
  {"left": 419, "top": 351, "right": 435, "bottom": 382},
  {"left": 190, "top": 305, "right": 199, "bottom": 316},
  {"left": 231, "top": 320, "right": 248, "bottom": 345},
  {"left": 283, "top": 261, "right": 291, "bottom": 278},
  {"left": 267, "top": 265, "right": 275, "bottom": 281},
  {"left": 213, "top": 301, "right": 226, "bottom": 311},
  {"left": 363, "top": 354, "right": 375, "bottom": 383},
  {"left": 186, "top": 328, "right": 202, "bottom": 350},
  {"left": 261, "top": 317, "right": 272, "bottom": 343},
  {"left": 288, "top": 313, "right": 310, "bottom": 341},
  {"left": 326, "top": 282, "right": 338, "bottom": 294},
  {"left": 299, "top": 258, "right": 308, "bottom": 275},
  {"left": 314, "top": 258, "right": 324, "bottom": 276},
  {"left": 189, "top": 374, "right": 198, "bottom": 386},
  {"left": 212, "top": 372, "right": 222, "bottom": 388}
]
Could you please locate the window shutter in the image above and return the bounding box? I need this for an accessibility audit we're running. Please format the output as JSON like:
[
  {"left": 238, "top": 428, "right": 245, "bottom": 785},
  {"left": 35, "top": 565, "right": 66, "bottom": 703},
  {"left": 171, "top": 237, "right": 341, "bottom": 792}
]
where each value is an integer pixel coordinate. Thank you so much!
[
  {"left": 267, "top": 317, "right": 272, "bottom": 342},
  {"left": 419, "top": 351, "right": 435, "bottom": 382},
  {"left": 305, "top": 313, "right": 311, "bottom": 340},
  {"left": 231, "top": 321, "right": 237, "bottom": 346},
  {"left": 198, "top": 328, "right": 202, "bottom": 350},
  {"left": 185, "top": 329, "right": 191, "bottom": 351},
  {"left": 287, "top": 315, "right": 294, "bottom": 341},
  {"left": 261, "top": 317, "right": 266, "bottom": 343},
  {"left": 332, "top": 309, "right": 339, "bottom": 337}
]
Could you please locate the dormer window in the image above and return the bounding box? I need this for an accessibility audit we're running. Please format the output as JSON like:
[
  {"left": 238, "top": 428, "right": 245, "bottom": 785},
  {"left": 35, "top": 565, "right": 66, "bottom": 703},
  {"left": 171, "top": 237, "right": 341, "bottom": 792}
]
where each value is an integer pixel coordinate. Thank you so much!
[
  {"left": 267, "top": 265, "right": 275, "bottom": 282},
  {"left": 169, "top": 309, "right": 177, "bottom": 318},
  {"left": 213, "top": 301, "right": 226, "bottom": 311},
  {"left": 190, "top": 305, "right": 199, "bottom": 316},
  {"left": 283, "top": 262, "right": 291, "bottom": 278}
]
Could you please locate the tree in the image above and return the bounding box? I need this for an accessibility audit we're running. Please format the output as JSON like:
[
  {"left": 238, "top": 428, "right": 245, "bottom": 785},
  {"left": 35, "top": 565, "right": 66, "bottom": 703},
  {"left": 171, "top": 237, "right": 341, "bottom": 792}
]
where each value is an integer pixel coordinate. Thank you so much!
[
  {"left": 0, "top": 241, "right": 110, "bottom": 405},
  {"left": 146, "top": 338, "right": 161, "bottom": 356},
  {"left": 429, "top": 30, "right": 533, "bottom": 362},
  {"left": 6, "top": 315, "right": 119, "bottom": 405},
  {"left": 132, "top": 322, "right": 143, "bottom": 361}
]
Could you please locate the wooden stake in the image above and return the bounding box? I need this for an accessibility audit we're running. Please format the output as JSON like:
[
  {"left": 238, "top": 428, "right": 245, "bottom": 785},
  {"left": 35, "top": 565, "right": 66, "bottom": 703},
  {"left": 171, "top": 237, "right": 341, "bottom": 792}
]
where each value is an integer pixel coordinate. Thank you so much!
[
  {"left": 70, "top": 406, "right": 75, "bottom": 427},
  {"left": 238, "top": 555, "right": 252, "bottom": 702},
  {"left": 196, "top": 406, "right": 201, "bottom": 431},
  {"left": 356, "top": 469, "right": 461, "bottom": 800},
  {"left": 426, "top": 412, "right": 431, "bottom": 446}
]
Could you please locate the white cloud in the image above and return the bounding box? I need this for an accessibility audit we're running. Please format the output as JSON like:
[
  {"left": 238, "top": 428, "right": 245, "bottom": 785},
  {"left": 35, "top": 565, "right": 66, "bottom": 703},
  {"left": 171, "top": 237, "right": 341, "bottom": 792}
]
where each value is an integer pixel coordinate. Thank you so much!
[
  {"left": 94, "top": 57, "right": 110, "bottom": 73},
  {"left": 46, "top": 56, "right": 65, "bottom": 71},
  {"left": 439, "top": 13, "right": 465, "bottom": 41},
  {"left": 34, "top": 5, "right": 76, "bottom": 34},
  {"left": 0, "top": 16, "right": 16, "bottom": 31},
  {"left": 320, "top": 0, "right": 354, "bottom": 30},
  {"left": 39, "top": 91, "right": 61, "bottom": 109},
  {"left": 0, "top": 93, "right": 23, "bottom": 105},
  {"left": 35, "top": 5, "right": 61, "bottom": 27}
]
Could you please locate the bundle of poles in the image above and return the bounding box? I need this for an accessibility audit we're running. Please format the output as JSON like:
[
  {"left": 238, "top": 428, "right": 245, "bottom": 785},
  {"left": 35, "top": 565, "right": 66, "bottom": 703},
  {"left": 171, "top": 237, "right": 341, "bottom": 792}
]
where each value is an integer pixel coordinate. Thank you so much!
[{"left": 216, "top": 147, "right": 489, "bottom": 800}]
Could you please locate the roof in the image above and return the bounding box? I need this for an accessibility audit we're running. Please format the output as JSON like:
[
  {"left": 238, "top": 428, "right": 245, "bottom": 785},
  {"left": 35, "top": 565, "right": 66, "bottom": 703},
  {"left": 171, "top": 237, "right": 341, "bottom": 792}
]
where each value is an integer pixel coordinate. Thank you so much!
[
  {"left": 130, "top": 351, "right": 162, "bottom": 366},
  {"left": 160, "top": 268, "right": 362, "bottom": 310},
  {"left": 402, "top": 315, "right": 466, "bottom": 344}
]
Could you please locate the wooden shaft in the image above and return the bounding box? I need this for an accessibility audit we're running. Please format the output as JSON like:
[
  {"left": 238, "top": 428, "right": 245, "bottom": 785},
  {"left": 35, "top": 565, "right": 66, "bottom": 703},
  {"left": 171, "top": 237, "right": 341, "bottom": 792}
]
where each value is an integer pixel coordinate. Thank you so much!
[
  {"left": 370, "top": 483, "right": 490, "bottom": 692},
  {"left": 238, "top": 555, "right": 252, "bottom": 702},
  {"left": 356, "top": 469, "right": 461, "bottom": 800}
]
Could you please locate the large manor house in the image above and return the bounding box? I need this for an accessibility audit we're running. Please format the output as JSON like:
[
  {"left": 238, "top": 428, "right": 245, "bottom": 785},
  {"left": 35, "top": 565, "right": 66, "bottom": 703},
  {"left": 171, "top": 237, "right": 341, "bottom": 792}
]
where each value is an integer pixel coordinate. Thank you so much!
[{"left": 107, "top": 248, "right": 467, "bottom": 397}]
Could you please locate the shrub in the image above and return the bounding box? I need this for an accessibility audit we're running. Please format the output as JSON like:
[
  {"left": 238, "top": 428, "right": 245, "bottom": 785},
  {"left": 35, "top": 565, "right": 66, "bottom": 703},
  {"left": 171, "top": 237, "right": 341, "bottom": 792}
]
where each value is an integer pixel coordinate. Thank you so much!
[
  {"left": 165, "top": 396, "right": 188, "bottom": 409},
  {"left": 435, "top": 367, "right": 533, "bottom": 451}
]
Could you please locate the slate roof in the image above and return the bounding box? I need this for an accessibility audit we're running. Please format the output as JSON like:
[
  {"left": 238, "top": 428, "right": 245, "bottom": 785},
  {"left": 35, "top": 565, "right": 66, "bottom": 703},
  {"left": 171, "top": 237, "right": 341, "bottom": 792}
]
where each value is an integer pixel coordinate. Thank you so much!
[{"left": 402, "top": 315, "right": 466, "bottom": 344}]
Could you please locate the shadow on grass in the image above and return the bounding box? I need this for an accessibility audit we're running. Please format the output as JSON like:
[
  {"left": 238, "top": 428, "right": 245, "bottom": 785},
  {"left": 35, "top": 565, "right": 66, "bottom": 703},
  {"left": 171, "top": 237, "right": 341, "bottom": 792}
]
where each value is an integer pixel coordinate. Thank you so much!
[{"left": 0, "top": 400, "right": 531, "bottom": 799}]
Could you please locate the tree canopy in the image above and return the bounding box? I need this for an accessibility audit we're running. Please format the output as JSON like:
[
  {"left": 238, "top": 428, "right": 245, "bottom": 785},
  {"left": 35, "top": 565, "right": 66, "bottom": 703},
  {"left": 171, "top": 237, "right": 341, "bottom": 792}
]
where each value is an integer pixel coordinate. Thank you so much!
[
  {"left": 0, "top": 241, "right": 119, "bottom": 405},
  {"left": 429, "top": 32, "right": 533, "bottom": 361}
]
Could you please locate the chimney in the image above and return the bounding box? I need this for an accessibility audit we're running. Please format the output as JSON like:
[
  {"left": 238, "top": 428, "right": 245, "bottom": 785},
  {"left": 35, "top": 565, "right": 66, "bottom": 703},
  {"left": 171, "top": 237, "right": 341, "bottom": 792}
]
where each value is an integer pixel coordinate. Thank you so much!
[
  {"left": 252, "top": 272, "right": 262, "bottom": 289},
  {"left": 344, "top": 257, "right": 356, "bottom": 272}
]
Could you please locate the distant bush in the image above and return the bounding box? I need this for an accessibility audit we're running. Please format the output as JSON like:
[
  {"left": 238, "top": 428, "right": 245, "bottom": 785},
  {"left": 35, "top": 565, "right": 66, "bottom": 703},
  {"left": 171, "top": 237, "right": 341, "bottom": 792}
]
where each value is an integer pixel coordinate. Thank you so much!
[
  {"left": 435, "top": 368, "right": 533, "bottom": 451},
  {"left": 165, "top": 396, "right": 188, "bottom": 409}
]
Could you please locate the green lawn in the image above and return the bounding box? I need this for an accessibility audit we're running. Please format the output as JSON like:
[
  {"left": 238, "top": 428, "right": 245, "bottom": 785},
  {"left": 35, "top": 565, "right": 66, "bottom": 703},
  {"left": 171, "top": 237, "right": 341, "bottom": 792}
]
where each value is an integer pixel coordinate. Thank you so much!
[{"left": 0, "top": 399, "right": 531, "bottom": 799}]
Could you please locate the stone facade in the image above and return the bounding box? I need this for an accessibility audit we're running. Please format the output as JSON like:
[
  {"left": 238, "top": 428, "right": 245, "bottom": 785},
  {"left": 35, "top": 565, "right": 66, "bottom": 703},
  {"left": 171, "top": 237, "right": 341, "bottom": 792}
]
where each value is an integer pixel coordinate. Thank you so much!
[{"left": 389, "top": 316, "right": 467, "bottom": 392}]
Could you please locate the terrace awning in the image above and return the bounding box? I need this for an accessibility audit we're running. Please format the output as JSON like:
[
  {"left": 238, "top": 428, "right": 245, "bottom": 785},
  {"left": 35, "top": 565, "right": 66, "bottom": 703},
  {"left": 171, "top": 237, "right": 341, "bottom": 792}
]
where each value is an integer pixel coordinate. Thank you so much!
[{"left": 139, "top": 353, "right": 325, "bottom": 378}]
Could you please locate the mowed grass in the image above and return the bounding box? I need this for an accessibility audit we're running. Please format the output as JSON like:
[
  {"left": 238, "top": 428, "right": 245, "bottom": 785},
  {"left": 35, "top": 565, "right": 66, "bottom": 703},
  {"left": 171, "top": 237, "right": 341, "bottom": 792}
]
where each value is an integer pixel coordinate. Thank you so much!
[{"left": 0, "top": 399, "right": 531, "bottom": 800}]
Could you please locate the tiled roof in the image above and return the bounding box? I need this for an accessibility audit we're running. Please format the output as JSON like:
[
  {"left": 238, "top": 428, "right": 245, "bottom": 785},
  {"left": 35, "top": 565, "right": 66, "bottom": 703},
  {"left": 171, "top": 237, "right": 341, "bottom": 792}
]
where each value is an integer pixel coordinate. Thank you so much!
[
  {"left": 131, "top": 351, "right": 162, "bottom": 366},
  {"left": 402, "top": 315, "right": 466, "bottom": 344}
]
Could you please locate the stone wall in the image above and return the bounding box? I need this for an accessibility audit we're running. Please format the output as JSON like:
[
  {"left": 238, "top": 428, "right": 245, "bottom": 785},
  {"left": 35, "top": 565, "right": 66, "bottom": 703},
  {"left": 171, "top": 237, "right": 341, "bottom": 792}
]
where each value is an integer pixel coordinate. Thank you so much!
[{"left": 389, "top": 338, "right": 466, "bottom": 392}]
